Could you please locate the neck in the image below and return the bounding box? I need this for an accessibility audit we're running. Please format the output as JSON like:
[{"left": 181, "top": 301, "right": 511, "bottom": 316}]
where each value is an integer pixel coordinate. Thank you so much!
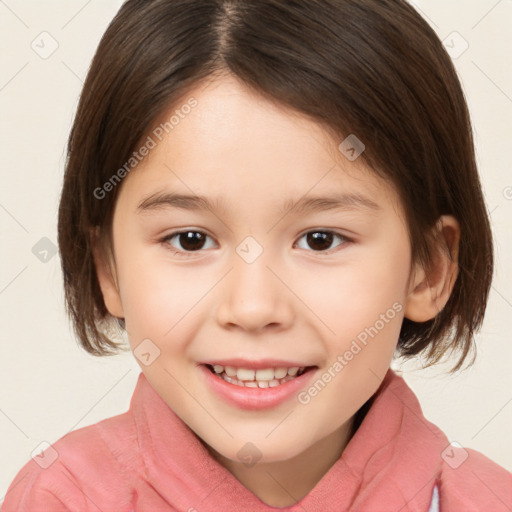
[{"left": 208, "top": 418, "right": 355, "bottom": 508}]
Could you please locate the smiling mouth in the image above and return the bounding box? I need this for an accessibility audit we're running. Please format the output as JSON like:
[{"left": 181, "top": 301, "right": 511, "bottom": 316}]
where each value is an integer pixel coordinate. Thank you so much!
[{"left": 205, "top": 364, "right": 315, "bottom": 388}]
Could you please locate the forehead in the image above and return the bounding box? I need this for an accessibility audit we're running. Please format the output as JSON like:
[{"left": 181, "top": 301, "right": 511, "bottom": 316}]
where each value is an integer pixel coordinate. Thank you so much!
[{"left": 117, "top": 75, "right": 404, "bottom": 220}]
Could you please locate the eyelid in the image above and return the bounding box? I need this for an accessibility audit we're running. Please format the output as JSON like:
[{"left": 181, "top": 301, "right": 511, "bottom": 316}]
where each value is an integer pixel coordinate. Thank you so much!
[
  {"left": 294, "top": 229, "right": 352, "bottom": 253},
  {"left": 160, "top": 229, "right": 217, "bottom": 257},
  {"left": 295, "top": 227, "right": 353, "bottom": 241}
]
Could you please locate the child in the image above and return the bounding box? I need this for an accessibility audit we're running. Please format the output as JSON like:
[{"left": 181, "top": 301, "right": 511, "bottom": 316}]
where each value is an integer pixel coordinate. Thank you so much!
[{"left": 3, "top": 0, "right": 511, "bottom": 510}]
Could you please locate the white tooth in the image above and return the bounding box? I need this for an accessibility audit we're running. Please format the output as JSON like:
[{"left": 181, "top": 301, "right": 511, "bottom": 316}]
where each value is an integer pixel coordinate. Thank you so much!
[
  {"left": 225, "top": 366, "right": 237, "bottom": 377},
  {"left": 213, "top": 365, "right": 224, "bottom": 374},
  {"left": 274, "top": 367, "right": 288, "bottom": 379},
  {"left": 244, "top": 381, "right": 258, "bottom": 387},
  {"left": 223, "top": 375, "right": 235, "bottom": 384},
  {"left": 287, "top": 367, "right": 299, "bottom": 376},
  {"left": 258, "top": 380, "right": 269, "bottom": 388},
  {"left": 255, "top": 368, "right": 274, "bottom": 381},
  {"left": 269, "top": 379, "right": 280, "bottom": 387},
  {"left": 237, "top": 368, "right": 255, "bottom": 381}
]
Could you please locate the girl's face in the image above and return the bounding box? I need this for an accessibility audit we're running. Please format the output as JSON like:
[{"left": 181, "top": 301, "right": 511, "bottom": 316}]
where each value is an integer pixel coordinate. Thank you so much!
[{"left": 101, "top": 75, "right": 416, "bottom": 465}]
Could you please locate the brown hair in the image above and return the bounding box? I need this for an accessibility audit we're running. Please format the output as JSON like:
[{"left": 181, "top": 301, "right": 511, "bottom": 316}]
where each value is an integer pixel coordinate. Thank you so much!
[{"left": 58, "top": 0, "right": 493, "bottom": 372}]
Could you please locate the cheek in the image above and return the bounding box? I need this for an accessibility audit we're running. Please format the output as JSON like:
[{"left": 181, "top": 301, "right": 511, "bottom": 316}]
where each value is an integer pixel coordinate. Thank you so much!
[
  {"left": 114, "top": 246, "right": 207, "bottom": 344},
  {"left": 300, "top": 232, "right": 410, "bottom": 363},
  {"left": 301, "top": 251, "right": 408, "bottom": 334}
]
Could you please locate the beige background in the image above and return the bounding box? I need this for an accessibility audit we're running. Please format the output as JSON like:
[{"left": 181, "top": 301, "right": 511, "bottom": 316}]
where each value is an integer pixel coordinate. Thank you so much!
[{"left": 1, "top": 0, "right": 511, "bottom": 503}]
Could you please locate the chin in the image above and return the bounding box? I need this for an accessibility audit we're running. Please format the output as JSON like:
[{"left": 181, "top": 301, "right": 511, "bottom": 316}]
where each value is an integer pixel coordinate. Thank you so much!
[{"left": 205, "top": 434, "right": 313, "bottom": 466}]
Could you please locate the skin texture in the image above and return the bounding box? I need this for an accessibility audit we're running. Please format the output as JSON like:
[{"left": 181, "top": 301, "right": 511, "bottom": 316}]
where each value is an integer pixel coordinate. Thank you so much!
[{"left": 93, "top": 75, "right": 460, "bottom": 507}]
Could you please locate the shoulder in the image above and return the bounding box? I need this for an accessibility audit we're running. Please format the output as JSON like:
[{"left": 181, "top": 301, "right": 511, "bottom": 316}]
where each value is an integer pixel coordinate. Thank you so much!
[
  {"left": 438, "top": 445, "right": 512, "bottom": 511},
  {"left": 2, "top": 411, "right": 141, "bottom": 512},
  {"left": 2, "top": 456, "right": 88, "bottom": 512}
]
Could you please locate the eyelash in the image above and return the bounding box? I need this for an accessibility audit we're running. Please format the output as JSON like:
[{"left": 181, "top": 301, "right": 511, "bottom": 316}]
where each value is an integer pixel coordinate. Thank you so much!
[{"left": 159, "top": 229, "right": 352, "bottom": 258}]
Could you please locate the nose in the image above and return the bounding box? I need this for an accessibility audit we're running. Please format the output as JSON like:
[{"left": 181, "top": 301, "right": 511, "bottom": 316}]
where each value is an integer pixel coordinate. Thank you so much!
[{"left": 216, "top": 251, "right": 295, "bottom": 333}]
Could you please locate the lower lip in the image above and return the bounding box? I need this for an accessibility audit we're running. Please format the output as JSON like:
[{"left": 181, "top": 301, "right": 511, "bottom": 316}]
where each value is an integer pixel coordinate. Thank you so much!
[{"left": 198, "top": 365, "right": 317, "bottom": 410}]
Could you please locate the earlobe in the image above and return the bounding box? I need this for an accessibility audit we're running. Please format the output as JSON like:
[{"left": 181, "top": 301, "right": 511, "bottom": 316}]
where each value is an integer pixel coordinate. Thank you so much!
[
  {"left": 404, "top": 215, "right": 460, "bottom": 323},
  {"left": 90, "top": 228, "right": 125, "bottom": 319}
]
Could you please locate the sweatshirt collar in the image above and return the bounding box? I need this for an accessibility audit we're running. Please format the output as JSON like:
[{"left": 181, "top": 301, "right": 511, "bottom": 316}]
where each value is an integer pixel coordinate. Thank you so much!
[{"left": 131, "top": 369, "right": 445, "bottom": 511}]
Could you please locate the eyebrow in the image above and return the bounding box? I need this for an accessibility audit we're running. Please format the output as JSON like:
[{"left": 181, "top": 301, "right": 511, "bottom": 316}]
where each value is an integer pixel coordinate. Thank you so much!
[{"left": 136, "top": 191, "right": 381, "bottom": 216}]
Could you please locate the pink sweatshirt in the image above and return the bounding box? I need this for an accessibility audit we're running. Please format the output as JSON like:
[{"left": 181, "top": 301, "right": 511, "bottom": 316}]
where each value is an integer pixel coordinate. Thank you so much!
[{"left": 3, "top": 369, "right": 511, "bottom": 511}]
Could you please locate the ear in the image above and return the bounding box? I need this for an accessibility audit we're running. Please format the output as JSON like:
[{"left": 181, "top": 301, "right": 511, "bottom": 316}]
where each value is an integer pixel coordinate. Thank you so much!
[
  {"left": 90, "top": 227, "right": 125, "bottom": 318},
  {"left": 404, "top": 215, "right": 460, "bottom": 322}
]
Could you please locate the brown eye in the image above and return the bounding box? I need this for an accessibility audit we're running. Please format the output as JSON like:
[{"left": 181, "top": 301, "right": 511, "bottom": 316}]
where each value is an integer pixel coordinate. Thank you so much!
[
  {"left": 296, "top": 231, "right": 348, "bottom": 252},
  {"left": 164, "top": 231, "right": 214, "bottom": 253}
]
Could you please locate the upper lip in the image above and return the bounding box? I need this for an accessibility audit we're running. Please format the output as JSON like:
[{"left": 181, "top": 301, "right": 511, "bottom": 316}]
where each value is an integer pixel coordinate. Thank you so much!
[{"left": 200, "top": 359, "right": 316, "bottom": 369}]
